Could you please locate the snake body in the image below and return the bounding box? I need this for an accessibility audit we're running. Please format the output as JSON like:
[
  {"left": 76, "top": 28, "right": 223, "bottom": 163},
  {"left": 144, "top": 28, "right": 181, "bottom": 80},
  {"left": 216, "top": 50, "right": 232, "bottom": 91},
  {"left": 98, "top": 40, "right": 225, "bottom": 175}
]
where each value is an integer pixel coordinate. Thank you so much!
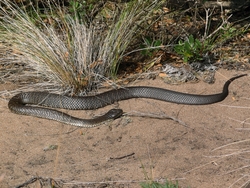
[{"left": 8, "top": 74, "right": 247, "bottom": 127}]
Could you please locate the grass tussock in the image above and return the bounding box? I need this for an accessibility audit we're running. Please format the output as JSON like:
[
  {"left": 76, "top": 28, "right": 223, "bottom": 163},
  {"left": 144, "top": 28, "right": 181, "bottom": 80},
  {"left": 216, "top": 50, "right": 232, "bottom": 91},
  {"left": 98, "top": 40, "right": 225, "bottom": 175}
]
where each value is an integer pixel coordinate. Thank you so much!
[{"left": 0, "top": 0, "right": 161, "bottom": 96}]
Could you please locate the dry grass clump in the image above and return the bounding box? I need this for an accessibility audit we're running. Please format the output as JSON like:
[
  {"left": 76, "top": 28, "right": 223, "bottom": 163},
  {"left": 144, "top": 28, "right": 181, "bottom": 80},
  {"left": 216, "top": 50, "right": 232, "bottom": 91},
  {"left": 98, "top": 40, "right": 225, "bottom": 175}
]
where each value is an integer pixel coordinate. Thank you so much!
[{"left": 0, "top": 0, "right": 161, "bottom": 96}]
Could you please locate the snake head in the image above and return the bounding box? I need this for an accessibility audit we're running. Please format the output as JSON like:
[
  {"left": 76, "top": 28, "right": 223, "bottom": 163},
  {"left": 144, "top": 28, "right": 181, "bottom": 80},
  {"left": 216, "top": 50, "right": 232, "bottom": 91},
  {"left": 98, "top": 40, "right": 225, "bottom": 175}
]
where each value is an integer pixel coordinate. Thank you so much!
[{"left": 106, "top": 109, "right": 123, "bottom": 119}]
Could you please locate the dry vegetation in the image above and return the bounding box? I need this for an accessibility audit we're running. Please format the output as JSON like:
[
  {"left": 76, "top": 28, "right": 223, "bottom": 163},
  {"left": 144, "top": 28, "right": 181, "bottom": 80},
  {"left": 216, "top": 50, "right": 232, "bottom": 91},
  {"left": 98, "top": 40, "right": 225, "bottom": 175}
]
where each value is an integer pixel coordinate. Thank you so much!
[
  {"left": 0, "top": 0, "right": 249, "bottom": 97},
  {"left": 0, "top": 0, "right": 162, "bottom": 96}
]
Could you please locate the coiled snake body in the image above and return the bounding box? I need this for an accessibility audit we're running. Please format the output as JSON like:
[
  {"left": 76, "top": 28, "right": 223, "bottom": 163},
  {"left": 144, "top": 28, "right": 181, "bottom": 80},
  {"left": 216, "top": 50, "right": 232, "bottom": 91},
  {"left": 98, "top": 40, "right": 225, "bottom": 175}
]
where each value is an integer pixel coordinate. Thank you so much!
[{"left": 8, "top": 74, "right": 247, "bottom": 127}]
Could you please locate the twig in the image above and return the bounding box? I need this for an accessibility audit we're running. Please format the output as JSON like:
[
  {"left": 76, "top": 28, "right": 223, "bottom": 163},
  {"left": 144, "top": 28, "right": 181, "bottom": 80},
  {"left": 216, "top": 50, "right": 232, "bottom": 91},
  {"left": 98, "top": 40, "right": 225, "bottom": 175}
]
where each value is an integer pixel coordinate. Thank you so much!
[
  {"left": 219, "top": 104, "right": 250, "bottom": 109},
  {"left": 122, "top": 44, "right": 173, "bottom": 57},
  {"left": 109, "top": 152, "right": 135, "bottom": 160},
  {"left": 14, "top": 176, "right": 62, "bottom": 188},
  {"left": 202, "top": 1, "right": 233, "bottom": 40},
  {"left": 211, "top": 139, "right": 250, "bottom": 152},
  {"left": 236, "top": 128, "right": 250, "bottom": 131},
  {"left": 203, "top": 7, "right": 215, "bottom": 39},
  {"left": 14, "top": 177, "right": 38, "bottom": 188},
  {"left": 125, "top": 110, "right": 191, "bottom": 129},
  {"left": 223, "top": 165, "right": 250, "bottom": 176},
  {"left": 228, "top": 174, "right": 250, "bottom": 188}
]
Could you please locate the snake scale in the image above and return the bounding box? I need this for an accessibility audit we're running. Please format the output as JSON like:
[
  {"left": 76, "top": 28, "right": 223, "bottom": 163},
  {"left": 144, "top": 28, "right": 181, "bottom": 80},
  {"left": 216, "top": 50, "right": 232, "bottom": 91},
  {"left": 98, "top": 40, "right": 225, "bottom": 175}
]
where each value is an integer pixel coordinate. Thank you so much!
[{"left": 8, "top": 74, "right": 247, "bottom": 127}]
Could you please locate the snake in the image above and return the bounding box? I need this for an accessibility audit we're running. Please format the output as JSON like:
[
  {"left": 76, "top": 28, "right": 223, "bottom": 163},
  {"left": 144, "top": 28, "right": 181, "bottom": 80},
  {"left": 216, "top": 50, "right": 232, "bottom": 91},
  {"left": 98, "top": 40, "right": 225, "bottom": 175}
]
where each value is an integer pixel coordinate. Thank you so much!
[{"left": 8, "top": 74, "right": 247, "bottom": 127}]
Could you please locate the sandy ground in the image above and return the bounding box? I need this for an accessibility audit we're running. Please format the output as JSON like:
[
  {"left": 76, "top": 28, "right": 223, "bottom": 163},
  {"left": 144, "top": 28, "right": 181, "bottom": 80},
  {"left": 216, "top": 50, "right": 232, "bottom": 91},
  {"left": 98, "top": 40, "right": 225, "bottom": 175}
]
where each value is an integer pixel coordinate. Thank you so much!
[{"left": 0, "top": 69, "right": 250, "bottom": 188}]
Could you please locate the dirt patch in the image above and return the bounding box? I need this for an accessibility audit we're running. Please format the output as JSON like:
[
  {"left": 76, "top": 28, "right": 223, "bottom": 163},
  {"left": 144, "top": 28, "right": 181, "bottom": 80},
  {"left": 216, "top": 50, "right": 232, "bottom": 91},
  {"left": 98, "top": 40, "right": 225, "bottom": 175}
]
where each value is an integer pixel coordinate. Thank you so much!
[{"left": 0, "top": 69, "right": 249, "bottom": 188}]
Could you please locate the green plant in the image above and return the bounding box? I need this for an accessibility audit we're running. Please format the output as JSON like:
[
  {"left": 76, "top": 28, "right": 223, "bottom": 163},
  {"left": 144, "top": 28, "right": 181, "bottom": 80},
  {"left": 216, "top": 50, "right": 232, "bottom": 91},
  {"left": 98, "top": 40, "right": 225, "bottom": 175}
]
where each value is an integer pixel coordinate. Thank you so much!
[
  {"left": 222, "top": 26, "right": 237, "bottom": 38},
  {"left": 140, "top": 36, "right": 162, "bottom": 57},
  {"left": 174, "top": 35, "right": 207, "bottom": 63},
  {"left": 201, "top": 4, "right": 249, "bottom": 51},
  {"left": 140, "top": 180, "right": 179, "bottom": 188},
  {"left": 139, "top": 158, "right": 180, "bottom": 188},
  {"left": 210, "top": 24, "right": 240, "bottom": 47},
  {"left": 203, "top": 23, "right": 249, "bottom": 53},
  {"left": 68, "top": 0, "right": 94, "bottom": 23},
  {"left": 69, "top": 0, "right": 85, "bottom": 18}
]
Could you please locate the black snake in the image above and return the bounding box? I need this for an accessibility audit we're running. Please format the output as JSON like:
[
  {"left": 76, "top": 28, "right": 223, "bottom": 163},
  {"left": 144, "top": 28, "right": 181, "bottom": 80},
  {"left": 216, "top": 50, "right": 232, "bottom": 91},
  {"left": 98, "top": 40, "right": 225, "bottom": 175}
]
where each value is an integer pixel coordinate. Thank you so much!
[{"left": 8, "top": 74, "right": 247, "bottom": 127}]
